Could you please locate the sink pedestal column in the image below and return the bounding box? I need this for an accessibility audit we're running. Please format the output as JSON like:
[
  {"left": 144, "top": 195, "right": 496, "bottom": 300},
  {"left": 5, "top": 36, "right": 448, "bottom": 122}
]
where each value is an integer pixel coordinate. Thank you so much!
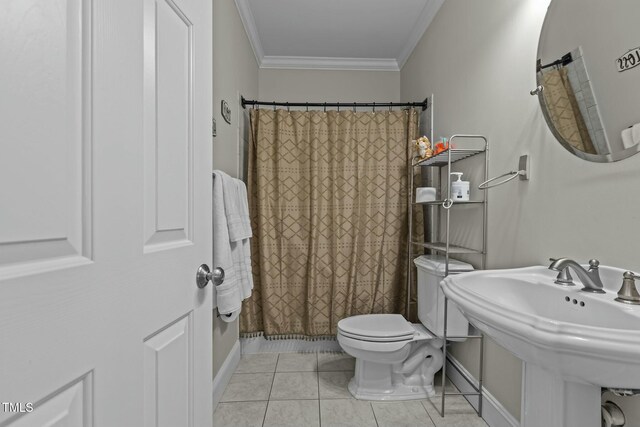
[{"left": 522, "top": 363, "right": 600, "bottom": 427}]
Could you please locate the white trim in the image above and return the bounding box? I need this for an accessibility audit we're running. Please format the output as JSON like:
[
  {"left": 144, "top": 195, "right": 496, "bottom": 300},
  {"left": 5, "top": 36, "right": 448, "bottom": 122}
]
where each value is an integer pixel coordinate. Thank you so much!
[
  {"left": 233, "top": 0, "right": 264, "bottom": 64},
  {"left": 446, "top": 355, "right": 520, "bottom": 427},
  {"left": 520, "top": 362, "right": 526, "bottom": 426},
  {"left": 212, "top": 340, "right": 241, "bottom": 411},
  {"left": 397, "top": 0, "right": 445, "bottom": 69},
  {"left": 260, "top": 56, "right": 399, "bottom": 71}
]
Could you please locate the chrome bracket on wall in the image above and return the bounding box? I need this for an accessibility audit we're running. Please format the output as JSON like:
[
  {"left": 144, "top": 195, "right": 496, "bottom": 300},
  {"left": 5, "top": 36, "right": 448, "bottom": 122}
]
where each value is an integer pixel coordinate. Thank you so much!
[
  {"left": 518, "top": 154, "right": 530, "bottom": 180},
  {"left": 530, "top": 85, "right": 544, "bottom": 96}
]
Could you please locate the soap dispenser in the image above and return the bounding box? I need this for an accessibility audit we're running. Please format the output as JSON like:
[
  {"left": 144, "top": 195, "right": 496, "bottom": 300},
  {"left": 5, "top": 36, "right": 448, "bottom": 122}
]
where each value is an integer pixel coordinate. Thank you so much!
[{"left": 450, "top": 172, "right": 470, "bottom": 201}]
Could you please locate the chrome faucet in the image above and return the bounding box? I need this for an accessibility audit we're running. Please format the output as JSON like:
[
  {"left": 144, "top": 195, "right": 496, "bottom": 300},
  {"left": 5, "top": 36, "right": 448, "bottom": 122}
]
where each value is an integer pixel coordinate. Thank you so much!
[{"left": 548, "top": 258, "right": 606, "bottom": 294}]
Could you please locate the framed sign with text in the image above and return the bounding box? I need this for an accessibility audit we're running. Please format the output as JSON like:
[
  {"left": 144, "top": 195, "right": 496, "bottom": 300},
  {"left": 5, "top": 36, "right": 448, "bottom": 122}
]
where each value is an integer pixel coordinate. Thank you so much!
[
  {"left": 221, "top": 100, "right": 231, "bottom": 124},
  {"left": 617, "top": 47, "right": 640, "bottom": 72}
]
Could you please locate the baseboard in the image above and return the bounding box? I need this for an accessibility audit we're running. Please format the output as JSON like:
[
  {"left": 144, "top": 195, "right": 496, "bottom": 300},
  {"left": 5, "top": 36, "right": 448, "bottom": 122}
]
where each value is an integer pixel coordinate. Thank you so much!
[
  {"left": 240, "top": 336, "right": 342, "bottom": 354},
  {"left": 446, "top": 355, "right": 520, "bottom": 427},
  {"left": 212, "top": 340, "right": 241, "bottom": 411}
]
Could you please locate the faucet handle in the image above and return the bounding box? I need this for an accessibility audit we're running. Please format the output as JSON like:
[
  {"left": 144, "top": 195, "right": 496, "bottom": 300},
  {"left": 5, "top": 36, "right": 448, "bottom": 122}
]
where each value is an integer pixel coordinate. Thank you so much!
[
  {"left": 588, "top": 259, "right": 600, "bottom": 270},
  {"left": 615, "top": 271, "right": 640, "bottom": 305},
  {"left": 623, "top": 271, "right": 640, "bottom": 283}
]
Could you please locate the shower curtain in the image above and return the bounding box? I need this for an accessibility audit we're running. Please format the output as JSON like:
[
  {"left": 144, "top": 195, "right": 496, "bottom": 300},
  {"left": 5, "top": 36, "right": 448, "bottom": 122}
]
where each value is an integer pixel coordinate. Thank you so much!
[
  {"left": 541, "top": 67, "right": 596, "bottom": 154},
  {"left": 240, "top": 108, "right": 421, "bottom": 338}
]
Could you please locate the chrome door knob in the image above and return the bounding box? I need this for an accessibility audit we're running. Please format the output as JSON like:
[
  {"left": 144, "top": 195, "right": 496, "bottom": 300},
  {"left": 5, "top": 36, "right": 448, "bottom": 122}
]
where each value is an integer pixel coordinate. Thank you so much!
[{"left": 196, "top": 264, "right": 224, "bottom": 289}]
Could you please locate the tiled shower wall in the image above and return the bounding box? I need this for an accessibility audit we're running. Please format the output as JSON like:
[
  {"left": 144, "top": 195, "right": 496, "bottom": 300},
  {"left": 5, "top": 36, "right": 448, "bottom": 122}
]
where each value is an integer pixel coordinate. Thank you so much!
[{"left": 565, "top": 47, "right": 610, "bottom": 154}]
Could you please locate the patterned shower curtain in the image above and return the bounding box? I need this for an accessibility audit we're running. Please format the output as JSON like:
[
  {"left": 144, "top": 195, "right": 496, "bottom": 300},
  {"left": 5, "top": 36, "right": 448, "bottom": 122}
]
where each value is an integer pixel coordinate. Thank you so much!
[
  {"left": 541, "top": 67, "right": 596, "bottom": 154},
  {"left": 240, "top": 108, "right": 421, "bottom": 338}
]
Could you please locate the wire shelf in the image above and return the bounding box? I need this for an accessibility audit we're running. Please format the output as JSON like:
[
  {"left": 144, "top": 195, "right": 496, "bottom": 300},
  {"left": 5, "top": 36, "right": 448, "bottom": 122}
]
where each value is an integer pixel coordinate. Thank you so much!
[
  {"left": 412, "top": 148, "right": 485, "bottom": 167},
  {"left": 411, "top": 241, "right": 483, "bottom": 254},
  {"left": 407, "top": 133, "right": 488, "bottom": 418},
  {"left": 413, "top": 200, "right": 484, "bottom": 206}
]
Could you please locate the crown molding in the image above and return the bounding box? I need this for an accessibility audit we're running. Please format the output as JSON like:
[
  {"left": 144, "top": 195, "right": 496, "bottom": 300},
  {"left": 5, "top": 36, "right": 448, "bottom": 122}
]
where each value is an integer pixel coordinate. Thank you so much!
[
  {"left": 234, "top": 0, "right": 443, "bottom": 72},
  {"left": 233, "top": 0, "right": 264, "bottom": 63},
  {"left": 396, "top": 0, "right": 445, "bottom": 69},
  {"left": 260, "top": 56, "right": 399, "bottom": 71}
]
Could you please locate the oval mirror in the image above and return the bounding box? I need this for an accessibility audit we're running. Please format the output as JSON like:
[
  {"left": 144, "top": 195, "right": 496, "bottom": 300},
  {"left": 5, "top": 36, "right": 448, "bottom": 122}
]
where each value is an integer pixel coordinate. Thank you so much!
[{"left": 536, "top": 0, "right": 640, "bottom": 162}]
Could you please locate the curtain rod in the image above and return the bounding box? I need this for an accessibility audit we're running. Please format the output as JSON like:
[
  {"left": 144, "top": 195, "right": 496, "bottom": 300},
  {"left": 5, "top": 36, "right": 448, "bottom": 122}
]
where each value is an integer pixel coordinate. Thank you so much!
[
  {"left": 537, "top": 53, "right": 573, "bottom": 72},
  {"left": 240, "top": 96, "right": 429, "bottom": 111}
]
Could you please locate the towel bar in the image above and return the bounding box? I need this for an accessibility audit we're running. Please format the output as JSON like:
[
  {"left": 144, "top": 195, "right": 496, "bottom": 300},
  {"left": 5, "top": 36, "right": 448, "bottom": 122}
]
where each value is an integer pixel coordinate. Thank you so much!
[
  {"left": 478, "top": 171, "right": 521, "bottom": 189},
  {"left": 479, "top": 155, "right": 530, "bottom": 190}
]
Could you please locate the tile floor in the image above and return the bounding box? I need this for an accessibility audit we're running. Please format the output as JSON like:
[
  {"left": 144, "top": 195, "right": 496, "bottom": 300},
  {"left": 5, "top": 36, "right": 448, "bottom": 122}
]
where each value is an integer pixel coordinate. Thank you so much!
[{"left": 214, "top": 352, "right": 488, "bottom": 427}]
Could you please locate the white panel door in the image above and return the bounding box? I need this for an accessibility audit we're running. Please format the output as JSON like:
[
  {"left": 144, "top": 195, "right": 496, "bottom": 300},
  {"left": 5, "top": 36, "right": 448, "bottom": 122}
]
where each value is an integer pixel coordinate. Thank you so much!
[{"left": 0, "top": 0, "right": 212, "bottom": 425}]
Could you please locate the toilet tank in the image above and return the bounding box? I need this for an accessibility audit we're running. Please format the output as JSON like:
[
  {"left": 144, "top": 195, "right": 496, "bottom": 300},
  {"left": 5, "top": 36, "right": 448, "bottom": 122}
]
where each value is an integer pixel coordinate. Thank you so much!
[{"left": 413, "top": 255, "right": 474, "bottom": 339}]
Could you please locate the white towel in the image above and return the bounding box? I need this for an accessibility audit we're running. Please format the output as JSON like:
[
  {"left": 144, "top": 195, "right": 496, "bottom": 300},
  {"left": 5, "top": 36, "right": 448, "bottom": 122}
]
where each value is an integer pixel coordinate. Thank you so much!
[
  {"left": 218, "top": 171, "right": 252, "bottom": 242},
  {"left": 232, "top": 239, "right": 253, "bottom": 300},
  {"left": 215, "top": 281, "right": 242, "bottom": 322},
  {"left": 622, "top": 128, "right": 634, "bottom": 149},
  {"left": 212, "top": 171, "right": 254, "bottom": 322},
  {"left": 632, "top": 123, "right": 640, "bottom": 145},
  {"left": 622, "top": 123, "right": 640, "bottom": 149}
]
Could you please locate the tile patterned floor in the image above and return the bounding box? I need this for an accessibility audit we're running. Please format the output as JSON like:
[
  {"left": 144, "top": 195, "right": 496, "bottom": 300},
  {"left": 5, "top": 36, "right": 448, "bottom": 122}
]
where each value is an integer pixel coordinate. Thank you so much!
[{"left": 214, "top": 352, "right": 488, "bottom": 427}]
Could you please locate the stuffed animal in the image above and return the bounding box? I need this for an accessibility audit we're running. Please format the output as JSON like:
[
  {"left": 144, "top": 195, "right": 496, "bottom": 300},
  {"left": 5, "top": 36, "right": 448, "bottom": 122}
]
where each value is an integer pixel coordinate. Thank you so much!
[{"left": 414, "top": 136, "right": 433, "bottom": 160}]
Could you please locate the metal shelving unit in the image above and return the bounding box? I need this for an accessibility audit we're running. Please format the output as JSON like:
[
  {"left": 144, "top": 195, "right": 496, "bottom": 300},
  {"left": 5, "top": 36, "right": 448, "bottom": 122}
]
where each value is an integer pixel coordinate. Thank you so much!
[{"left": 407, "top": 134, "right": 489, "bottom": 418}]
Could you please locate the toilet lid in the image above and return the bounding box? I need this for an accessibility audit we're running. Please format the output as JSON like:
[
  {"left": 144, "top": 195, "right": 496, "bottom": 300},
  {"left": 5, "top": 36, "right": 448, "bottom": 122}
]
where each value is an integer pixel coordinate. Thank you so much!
[{"left": 337, "top": 314, "right": 415, "bottom": 341}]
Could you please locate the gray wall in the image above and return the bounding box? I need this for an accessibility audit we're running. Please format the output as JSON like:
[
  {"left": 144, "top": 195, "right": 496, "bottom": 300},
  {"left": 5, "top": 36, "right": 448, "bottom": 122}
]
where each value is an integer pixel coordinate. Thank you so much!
[
  {"left": 258, "top": 68, "right": 400, "bottom": 104},
  {"left": 212, "top": 0, "right": 258, "bottom": 378},
  {"left": 401, "top": 0, "right": 640, "bottom": 422}
]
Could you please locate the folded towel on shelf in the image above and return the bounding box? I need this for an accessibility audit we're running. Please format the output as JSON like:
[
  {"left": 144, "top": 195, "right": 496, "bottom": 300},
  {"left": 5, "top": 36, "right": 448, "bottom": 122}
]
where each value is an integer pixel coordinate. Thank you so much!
[{"left": 212, "top": 170, "right": 254, "bottom": 322}]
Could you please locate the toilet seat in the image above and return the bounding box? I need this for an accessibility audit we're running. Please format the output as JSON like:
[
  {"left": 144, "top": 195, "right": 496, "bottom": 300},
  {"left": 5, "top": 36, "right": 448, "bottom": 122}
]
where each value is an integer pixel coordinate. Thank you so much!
[
  {"left": 337, "top": 314, "right": 416, "bottom": 342},
  {"left": 338, "top": 329, "right": 414, "bottom": 342},
  {"left": 337, "top": 332, "right": 412, "bottom": 354}
]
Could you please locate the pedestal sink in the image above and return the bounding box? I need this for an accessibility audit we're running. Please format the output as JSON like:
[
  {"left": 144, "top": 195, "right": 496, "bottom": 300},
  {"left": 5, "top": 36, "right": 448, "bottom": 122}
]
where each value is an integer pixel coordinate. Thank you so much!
[{"left": 441, "top": 265, "right": 640, "bottom": 427}]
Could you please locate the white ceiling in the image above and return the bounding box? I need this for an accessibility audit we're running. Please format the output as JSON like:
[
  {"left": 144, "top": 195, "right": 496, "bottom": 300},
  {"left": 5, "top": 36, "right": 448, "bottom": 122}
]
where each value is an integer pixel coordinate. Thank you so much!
[{"left": 234, "top": 0, "right": 445, "bottom": 71}]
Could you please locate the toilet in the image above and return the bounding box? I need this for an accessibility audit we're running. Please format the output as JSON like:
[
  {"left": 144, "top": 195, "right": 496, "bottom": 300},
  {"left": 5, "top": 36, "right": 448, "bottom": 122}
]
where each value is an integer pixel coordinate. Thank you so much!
[{"left": 337, "top": 255, "right": 473, "bottom": 400}]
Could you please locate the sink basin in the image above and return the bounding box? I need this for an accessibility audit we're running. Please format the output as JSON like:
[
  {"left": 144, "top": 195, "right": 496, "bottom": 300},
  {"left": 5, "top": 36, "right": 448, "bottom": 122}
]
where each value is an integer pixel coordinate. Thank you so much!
[{"left": 441, "top": 265, "right": 640, "bottom": 427}]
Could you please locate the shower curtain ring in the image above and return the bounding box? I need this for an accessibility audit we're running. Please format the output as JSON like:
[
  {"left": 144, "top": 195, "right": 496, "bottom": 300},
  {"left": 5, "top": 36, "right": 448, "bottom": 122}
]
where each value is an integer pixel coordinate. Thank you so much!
[
  {"left": 323, "top": 103, "right": 326, "bottom": 113},
  {"left": 372, "top": 102, "right": 376, "bottom": 112},
  {"left": 337, "top": 103, "right": 340, "bottom": 112},
  {"left": 389, "top": 102, "right": 393, "bottom": 112},
  {"left": 353, "top": 102, "right": 356, "bottom": 112},
  {"left": 273, "top": 101, "right": 276, "bottom": 111},
  {"left": 306, "top": 103, "right": 309, "bottom": 112},
  {"left": 286, "top": 102, "right": 290, "bottom": 112}
]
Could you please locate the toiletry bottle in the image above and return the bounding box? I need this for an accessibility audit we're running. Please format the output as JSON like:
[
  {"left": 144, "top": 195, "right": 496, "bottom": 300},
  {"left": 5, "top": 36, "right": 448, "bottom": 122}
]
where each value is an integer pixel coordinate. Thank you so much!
[
  {"left": 434, "top": 137, "right": 449, "bottom": 155},
  {"left": 450, "top": 172, "right": 470, "bottom": 201}
]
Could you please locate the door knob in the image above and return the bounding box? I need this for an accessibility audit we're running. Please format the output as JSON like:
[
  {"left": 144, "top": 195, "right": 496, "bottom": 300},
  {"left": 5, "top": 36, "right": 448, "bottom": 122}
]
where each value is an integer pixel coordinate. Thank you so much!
[{"left": 196, "top": 264, "right": 224, "bottom": 289}]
